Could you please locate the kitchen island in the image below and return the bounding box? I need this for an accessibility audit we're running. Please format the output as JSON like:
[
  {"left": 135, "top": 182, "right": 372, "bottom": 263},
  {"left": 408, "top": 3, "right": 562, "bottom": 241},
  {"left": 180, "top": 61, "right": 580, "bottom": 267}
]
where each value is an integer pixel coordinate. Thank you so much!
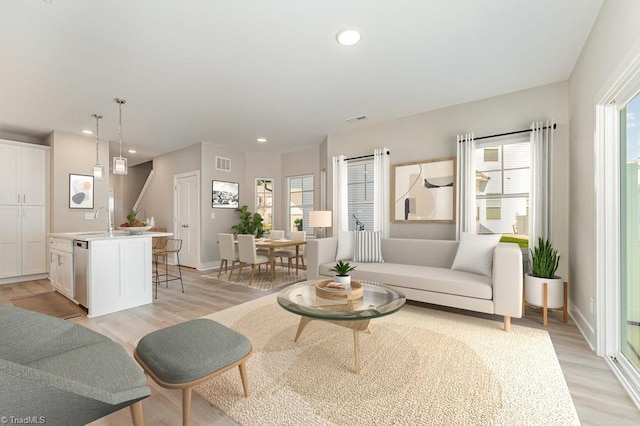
[{"left": 48, "top": 230, "right": 172, "bottom": 318}]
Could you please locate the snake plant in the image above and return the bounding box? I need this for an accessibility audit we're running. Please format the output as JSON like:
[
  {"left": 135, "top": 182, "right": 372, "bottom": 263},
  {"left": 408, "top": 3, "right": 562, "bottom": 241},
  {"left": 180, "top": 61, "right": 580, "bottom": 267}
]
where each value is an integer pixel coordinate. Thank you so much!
[{"left": 530, "top": 237, "right": 560, "bottom": 279}]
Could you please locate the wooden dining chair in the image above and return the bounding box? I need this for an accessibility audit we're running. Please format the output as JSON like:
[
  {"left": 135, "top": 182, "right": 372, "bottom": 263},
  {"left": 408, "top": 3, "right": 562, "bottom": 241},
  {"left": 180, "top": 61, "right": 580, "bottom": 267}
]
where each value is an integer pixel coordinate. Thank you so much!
[
  {"left": 218, "top": 233, "right": 239, "bottom": 279},
  {"left": 275, "top": 230, "right": 306, "bottom": 274},
  {"left": 237, "top": 234, "right": 270, "bottom": 285}
]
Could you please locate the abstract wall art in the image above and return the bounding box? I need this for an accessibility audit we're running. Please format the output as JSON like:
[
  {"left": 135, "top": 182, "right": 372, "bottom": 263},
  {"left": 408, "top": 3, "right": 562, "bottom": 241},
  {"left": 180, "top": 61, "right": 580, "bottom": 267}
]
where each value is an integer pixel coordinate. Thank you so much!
[
  {"left": 69, "top": 173, "right": 94, "bottom": 209},
  {"left": 392, "top": 157, "right": 456, "bottom": 223}
]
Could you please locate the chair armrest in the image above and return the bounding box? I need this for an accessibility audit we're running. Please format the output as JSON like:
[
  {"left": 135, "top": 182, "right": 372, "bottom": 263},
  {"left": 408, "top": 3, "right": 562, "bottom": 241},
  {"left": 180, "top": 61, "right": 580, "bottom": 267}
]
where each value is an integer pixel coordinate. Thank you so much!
[
  {"left": 492, "top": 243, "right": 524, "bottom": 318},
  {"left": 306, "top": 238, "right": 338, "bottom": 279}
]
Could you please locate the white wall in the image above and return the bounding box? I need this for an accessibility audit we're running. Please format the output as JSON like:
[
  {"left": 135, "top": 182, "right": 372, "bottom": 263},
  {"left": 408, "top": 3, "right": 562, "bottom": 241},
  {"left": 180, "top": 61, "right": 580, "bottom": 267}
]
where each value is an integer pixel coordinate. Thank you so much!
[
  {"left": 568, "top": 0, "right": 640, "bottom": 346},
  {"left": 281, "top": 147, "right": 320, "bottom": 233},
  {"left": 200, "top": 143, "right": 247, "bottom": 268},
  {"left": 326, "top": 82, "right": 570, "bottom": 279},
  {"left": 138, "top": 143, "right": 201, "bottom": 236},
  {"left": 50, "top": 131, "right": 110, "bottom": 232}
]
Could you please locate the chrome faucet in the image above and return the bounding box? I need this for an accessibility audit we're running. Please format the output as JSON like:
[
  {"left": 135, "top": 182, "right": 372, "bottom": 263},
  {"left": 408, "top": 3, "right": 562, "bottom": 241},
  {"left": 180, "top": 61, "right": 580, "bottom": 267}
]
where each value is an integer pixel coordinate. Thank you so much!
[{"left": 94, "top": 206, "right": 113, "bottom": 236}]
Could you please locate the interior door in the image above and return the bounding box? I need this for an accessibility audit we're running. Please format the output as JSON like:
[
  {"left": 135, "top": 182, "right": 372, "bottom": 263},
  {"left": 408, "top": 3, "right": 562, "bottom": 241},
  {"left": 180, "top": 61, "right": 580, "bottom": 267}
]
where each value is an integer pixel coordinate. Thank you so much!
[{"left": 174, "top": 172, "right": 199, "bottom": 268}]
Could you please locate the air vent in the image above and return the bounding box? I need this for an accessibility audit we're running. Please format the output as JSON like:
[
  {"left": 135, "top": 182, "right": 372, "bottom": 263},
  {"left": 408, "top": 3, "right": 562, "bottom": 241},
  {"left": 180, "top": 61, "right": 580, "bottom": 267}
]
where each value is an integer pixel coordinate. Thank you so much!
[
  {"left": 216, "top": 156, "right": 231, "bottom": 171},
  {"left": 346, "top": 115, "right": 368, "bottom": 123}
]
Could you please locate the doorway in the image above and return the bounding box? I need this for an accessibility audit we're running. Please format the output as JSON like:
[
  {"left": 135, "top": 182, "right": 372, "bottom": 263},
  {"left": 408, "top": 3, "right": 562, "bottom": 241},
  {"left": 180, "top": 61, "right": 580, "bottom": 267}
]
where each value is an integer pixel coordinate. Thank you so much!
[
  {"left": 621, "top": 94, "right": 640, "bottom": 375},
  {"left": 173, "top": 171, "right": 199, "bottom": 269}
]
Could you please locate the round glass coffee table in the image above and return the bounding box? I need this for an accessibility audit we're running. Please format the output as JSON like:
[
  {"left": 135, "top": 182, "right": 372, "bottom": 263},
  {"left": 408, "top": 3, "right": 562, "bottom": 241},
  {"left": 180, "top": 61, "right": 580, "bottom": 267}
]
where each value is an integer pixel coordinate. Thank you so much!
[{"left": 277, "top": 279, "right": 406, "bottom": 373}]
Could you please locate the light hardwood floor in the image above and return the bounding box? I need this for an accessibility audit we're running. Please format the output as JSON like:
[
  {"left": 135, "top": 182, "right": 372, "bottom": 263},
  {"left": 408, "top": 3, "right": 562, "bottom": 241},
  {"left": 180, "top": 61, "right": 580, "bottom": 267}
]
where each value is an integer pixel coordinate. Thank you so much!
[{"left": 2, "top": 268, "right": 640, "bottom": 426}]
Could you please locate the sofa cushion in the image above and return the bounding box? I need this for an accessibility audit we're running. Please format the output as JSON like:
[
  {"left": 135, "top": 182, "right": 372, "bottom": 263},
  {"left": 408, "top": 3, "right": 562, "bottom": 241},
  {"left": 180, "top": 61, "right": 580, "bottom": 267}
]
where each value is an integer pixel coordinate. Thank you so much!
[
  {"left": 451, "top": 232, "right": 501, "bottom": 277},
  {"left": 354, "top": 230, "right": 384, "bottom": 263},
  {"left": 0, "top": 305, "right": 106, "bottom": 364},
  {"left": 336, "top": 231, "right": 354, "bottom": 261},
  {"left": 319, "top": 262, "right": 493, "bottom": 300}
]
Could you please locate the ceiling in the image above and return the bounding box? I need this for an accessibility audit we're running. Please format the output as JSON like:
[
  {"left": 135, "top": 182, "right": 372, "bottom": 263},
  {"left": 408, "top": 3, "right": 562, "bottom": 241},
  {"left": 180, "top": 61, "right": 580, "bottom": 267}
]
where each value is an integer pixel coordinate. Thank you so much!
[{"left": 0, "top": 0, "right": 603, "bottom": 165}]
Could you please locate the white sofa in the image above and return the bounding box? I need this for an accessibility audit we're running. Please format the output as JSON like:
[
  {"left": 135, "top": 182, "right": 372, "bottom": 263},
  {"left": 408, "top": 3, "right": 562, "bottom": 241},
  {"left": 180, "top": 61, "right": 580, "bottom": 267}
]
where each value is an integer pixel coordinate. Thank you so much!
[{"left": 307, "top": 237, "right": 523, "bottom": 331}]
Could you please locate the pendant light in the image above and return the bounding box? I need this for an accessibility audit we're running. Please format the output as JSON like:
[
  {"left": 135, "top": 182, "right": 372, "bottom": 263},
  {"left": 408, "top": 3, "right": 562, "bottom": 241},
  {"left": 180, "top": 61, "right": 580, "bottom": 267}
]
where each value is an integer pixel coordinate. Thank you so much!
[
  {"left": 113, "top": 98, "right": 128, "bottom": 175},
  {"left": 92, "top": 114, "right": 104, "bottom": 179}
]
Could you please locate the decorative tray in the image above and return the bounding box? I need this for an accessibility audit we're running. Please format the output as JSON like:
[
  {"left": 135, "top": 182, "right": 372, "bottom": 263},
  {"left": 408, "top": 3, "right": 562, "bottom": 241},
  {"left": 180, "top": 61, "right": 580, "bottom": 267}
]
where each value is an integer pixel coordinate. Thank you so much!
[
  {"left": 315, "top": 280, "right": 364, "bottom": 300},
  {"left": 118, "top": 225, "right": 152, "bottom": 235}
]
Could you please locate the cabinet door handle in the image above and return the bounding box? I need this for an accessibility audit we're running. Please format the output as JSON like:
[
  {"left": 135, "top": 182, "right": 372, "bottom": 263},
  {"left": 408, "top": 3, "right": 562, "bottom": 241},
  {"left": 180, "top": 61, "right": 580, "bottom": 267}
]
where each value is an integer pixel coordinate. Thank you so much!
[
  {"left": 18, "top": 194, "right": 20, "bottom": 204},
  {"left": 23, "top": 194, "right": 26, "bottom": 204}
]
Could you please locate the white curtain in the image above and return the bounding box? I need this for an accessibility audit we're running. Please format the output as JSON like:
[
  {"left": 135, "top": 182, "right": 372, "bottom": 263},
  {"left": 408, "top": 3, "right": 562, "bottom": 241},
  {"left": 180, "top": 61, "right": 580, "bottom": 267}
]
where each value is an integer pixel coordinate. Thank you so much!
[
  {"left": 373, "top": 148, "right": 390, "bottom": 237},
  {"left": 530, "top": 120, "right": 554, "bottom": 247},
  {"left": 456, "top": 133, "right": 476, "bottom": 239},
  {"left": 332, "top": 155, "right": 348, "bottom": 233}
]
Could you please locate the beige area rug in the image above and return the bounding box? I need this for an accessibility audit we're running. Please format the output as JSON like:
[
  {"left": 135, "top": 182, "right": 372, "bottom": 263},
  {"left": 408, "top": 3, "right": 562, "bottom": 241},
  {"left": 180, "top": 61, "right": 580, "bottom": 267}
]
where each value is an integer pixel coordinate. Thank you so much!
[
  {"left": 202, "top": 265, "right": 306, "bottom": 291},
  {"left": 11, "top": 291, "right": 83, "bottom": 320},
  {"left": 196, "top": 294, "right": 579, "bottom": 425}
]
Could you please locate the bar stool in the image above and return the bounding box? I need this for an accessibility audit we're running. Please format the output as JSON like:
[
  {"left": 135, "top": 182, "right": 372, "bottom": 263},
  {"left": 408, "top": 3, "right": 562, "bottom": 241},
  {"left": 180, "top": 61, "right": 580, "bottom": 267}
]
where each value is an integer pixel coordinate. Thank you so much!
[{"left": 153, "top": 238, "right": 184, "bottom": 298}]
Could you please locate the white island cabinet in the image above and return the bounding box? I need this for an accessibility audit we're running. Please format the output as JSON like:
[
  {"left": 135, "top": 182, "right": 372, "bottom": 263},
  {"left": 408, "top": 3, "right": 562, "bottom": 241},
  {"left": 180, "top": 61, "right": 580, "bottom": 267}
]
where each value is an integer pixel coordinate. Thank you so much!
[{"left": 48, "top": 231, "right": 172, "bottom": 318}]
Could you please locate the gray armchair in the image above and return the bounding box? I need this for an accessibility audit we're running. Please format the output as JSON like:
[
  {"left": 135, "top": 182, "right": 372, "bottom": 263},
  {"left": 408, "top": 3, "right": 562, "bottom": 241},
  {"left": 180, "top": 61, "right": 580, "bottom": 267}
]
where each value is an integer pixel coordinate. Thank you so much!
[{"left": 0, "top": 304, "right": 150, "bottom": 425}]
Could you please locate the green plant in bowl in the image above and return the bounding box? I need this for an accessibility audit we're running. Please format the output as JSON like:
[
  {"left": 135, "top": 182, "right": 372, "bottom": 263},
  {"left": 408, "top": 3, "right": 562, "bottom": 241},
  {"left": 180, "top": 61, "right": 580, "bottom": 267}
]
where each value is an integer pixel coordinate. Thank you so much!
[{"left": 329, "top": 260, "right": 357, "bottom": 276}]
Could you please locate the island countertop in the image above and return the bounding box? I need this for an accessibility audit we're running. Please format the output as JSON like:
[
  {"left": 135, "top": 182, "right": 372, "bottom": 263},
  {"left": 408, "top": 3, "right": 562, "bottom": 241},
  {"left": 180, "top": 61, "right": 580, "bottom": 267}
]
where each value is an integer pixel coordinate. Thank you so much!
[{"left": 49, "top": 231, "right": 172, "bottom": 241}]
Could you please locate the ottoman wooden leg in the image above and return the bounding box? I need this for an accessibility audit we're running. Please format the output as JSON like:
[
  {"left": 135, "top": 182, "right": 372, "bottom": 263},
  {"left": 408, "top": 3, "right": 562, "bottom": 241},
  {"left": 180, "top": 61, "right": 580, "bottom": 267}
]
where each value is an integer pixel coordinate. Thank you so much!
[
  {"left": 239, "top": 362, "right": 250, "bottom": 397},
  {"left": 183, "top": 387, "right": 192, "bottom": 426}
]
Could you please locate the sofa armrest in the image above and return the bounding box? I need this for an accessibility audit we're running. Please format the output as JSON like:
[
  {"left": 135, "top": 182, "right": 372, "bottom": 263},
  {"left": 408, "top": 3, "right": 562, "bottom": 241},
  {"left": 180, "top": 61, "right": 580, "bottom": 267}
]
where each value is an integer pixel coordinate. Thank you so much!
[
  {"left": 306, "top": 238, "right": 338, "bottom": 280},
  {"left": 492, "top": 243, "right": 523, "bottom": 318}
]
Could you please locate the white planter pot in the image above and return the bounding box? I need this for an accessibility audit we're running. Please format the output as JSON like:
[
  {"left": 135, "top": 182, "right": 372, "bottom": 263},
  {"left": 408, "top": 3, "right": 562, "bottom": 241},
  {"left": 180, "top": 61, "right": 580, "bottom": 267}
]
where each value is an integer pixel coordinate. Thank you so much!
[
  {"left": 524, "top": 274, "right": 564, "bottom": 309},
  {"left": 334, "top": 275, "right": 351, "bottom": 286}
]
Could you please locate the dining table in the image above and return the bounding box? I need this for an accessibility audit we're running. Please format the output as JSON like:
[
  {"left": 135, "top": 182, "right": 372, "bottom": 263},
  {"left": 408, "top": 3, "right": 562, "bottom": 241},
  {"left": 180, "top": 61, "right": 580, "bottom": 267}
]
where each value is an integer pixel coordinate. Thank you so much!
[{"left": 255, "top": 238, "right": 307, "bottom": 282}]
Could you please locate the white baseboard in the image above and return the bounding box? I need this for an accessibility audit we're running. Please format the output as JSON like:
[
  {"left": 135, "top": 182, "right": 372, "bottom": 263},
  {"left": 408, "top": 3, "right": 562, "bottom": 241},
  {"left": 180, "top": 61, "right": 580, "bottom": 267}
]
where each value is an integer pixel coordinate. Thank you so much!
[
  {"left": 570, "top": 305, "right": 596, "bottom": 352},
  {"left": 198, "top": 261, "right": 221, "bottom": 272},
  {"left": 0, "top": 273, "right": 49, "bottom": 286}
]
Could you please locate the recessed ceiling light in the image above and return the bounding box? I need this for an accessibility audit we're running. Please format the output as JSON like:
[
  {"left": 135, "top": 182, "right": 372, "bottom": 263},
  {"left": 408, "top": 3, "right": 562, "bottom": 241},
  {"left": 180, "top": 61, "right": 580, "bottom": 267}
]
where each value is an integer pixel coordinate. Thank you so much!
[
  {"left": 336, "top": 28, "right": 361, "bottom": 46},
  {"left": 128, "top": 149, "right": 136, "bottom": 154},
  {"left": 257, "top": 138, "right": 267, "bottom": 143},
  {"left": 82, "top": 129, "right": 93, "bottom": 135}
]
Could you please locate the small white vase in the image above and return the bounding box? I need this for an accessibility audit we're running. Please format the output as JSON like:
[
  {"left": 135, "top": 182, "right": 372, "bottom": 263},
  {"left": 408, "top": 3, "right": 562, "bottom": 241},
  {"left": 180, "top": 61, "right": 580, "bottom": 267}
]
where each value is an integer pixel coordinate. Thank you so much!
[{"left": 524, "top": 274, "right": 564, "bottom": 309}]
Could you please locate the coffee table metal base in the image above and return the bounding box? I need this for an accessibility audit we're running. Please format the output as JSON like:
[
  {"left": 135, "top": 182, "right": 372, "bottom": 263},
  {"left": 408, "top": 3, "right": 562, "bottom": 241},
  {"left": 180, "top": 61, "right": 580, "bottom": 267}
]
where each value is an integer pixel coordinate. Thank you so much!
[{"left": 293, "top": 316, "right": 372, "bottom": 374}]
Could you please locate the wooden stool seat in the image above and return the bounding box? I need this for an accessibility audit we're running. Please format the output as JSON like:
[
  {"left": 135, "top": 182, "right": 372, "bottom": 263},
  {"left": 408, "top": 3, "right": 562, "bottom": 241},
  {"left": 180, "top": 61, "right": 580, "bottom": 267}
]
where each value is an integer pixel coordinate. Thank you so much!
[{"left": 134, "top": 318, "right": 253, "bottom": 425}]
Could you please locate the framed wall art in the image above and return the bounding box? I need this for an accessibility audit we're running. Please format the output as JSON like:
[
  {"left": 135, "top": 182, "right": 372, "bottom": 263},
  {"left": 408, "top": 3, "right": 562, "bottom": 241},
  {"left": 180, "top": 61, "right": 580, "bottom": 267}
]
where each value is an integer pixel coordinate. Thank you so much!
[
  {"left": 212, "top": 180, "right": 239, "bottom": 208},
  {"left": 69, "top": 173, "right": 94, "bottom": 209},
  {"left": 392, "top": 157, "right": 456, "bottom": 223}
]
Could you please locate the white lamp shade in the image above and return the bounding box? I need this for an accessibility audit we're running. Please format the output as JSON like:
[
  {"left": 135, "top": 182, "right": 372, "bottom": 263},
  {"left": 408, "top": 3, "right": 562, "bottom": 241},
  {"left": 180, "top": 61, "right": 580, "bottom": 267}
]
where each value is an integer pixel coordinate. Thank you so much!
[
  {"left": 93, "top": 164, "right": 104, "bottom": 179},
  {"left": 113, "top": 156, "right": 128, "bottom": 175},
  {"left": 309, "top": 210, "right": 332, "bottom": 228}
]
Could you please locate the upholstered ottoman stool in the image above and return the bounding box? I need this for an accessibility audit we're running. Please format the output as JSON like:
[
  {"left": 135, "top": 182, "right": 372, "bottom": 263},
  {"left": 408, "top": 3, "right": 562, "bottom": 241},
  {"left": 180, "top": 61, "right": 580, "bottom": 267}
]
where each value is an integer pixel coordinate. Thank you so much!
[{"left": 134, "top": 318, "right": 253, "bottom": 426}]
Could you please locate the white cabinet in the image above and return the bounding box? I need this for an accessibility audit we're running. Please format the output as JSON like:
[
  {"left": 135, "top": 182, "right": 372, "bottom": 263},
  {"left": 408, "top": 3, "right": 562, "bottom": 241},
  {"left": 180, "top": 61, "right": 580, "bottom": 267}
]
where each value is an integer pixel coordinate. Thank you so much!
[
  {"left": 0, "top": 143, "right": 46, "bottom": 206},
  {"left": 0, "top": 140, "right": 49, "bottom": 279},
  {"left": 49, "top": 238, "right": 73, "bottom": 298}
]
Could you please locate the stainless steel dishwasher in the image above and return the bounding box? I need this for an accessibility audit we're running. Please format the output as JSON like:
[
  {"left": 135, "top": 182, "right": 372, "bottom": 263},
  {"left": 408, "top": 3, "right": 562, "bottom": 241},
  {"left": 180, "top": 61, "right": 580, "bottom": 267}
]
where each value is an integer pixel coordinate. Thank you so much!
[{"left": 73, "top": 240, "right": 89, "bottom": 308}]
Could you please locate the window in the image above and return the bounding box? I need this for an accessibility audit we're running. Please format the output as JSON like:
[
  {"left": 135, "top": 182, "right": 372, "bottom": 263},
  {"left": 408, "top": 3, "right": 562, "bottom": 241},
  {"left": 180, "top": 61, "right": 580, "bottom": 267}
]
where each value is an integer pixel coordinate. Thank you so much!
[
  {"left": 486, "top": 199, "right": 502, "bottom": 220},
  {"left": 475, "top": 138, "right": 530, "bottom": 243},
  {"left": 347, "top": 161, "right": 374, "bottom": 231},
  {"left": 255, "top": 178, "right": 273, "bottom": 232},
  {"left": 288, "top": 174, "right": 314, "bottom": 234}
]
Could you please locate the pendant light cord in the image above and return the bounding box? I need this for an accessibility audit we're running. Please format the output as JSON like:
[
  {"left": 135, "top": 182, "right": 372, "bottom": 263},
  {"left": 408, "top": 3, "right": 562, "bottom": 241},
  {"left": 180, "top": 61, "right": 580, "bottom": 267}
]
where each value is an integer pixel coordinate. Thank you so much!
[{"left": 92, "top": 113, "right": 103, "bottom": 164}]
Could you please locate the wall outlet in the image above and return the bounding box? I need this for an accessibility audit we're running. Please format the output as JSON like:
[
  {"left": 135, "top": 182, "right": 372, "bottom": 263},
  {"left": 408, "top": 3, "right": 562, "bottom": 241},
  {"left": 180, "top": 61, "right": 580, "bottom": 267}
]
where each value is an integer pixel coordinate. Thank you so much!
[
  {"left": 85, "top": 213, "right": 95, "bottom": 220},
  {"left": 211, "top": 212, "right": 215, "bottom": 219},
  {"left": 589, "top": 298, "right": 594, "bottom": 315}
]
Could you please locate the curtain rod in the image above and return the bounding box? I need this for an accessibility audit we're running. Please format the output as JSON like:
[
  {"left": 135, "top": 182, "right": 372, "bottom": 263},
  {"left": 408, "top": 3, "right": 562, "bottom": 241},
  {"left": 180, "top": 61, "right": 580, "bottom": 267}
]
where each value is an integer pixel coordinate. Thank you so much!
[
  {"left": 458, "top": 123, "right": 557, "bottom": 143},
  {"left": 340, "top": 150, "right": 391, "bottom": 162}
]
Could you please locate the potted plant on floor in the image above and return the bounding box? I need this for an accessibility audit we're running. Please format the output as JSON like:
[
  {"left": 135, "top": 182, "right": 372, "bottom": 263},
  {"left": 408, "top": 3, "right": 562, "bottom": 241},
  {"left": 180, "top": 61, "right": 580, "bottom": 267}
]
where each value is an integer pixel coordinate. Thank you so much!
[
  {"left": 329, "top": 260, "right": 357, "bottom": 287},
  {"left": 524, "top": 237, "right": 563, "bottom": 310}
]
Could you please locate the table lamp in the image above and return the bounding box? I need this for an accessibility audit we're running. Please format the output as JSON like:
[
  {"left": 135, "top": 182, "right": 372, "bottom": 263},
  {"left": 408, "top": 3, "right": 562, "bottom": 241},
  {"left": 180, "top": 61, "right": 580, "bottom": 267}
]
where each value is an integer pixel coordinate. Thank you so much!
[{"left": 309, "top": 210, "right": 332, "bottom": 238}]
